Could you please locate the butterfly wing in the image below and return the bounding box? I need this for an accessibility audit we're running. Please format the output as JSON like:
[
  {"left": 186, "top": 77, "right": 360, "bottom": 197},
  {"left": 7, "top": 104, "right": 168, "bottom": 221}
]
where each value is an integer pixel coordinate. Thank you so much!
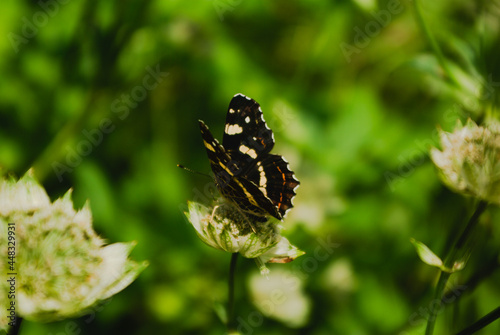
[
  {"left": 199, "top": 120, "right": 233, "bottom": 189},
  {"left": 245, "top": 154, "right": 300, "bottom": 219},
  {"left": 199, "top": 120, "right": 281, "bottom": 219},
  {"left": 222, "top": 94, "right": 275, "bottom": 165},
  {"left": 200, "top": 94, "right": 299, "bottom": 222}
]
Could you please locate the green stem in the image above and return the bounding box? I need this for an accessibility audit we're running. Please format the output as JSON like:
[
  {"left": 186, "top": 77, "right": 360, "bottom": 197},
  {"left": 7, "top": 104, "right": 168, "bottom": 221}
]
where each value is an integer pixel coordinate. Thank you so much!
[
  {"left": 425, "top": 271, "right": 451, "bottom": 335},
  {"left": 451, "top": 201, "right": 488, "bottom": 253},
  {"left": 8, "top": 316, "right": 22, "bottom": 335},
  {"left": 413, "top": 0, "right": 460, "bottom": 88},
  {"left": 455, "top": 306, "right": 500, "bottom": 335},
  {"left": 227, "top": 253, "right": 238, "bottom": 332},
  {"left": 425, "top": 201, "right": 488, "bottom": 335}
]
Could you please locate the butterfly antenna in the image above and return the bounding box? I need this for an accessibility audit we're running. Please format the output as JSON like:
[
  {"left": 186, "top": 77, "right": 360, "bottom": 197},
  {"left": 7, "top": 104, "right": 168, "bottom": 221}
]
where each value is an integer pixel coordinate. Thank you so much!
[{"left": 177, "top": 164, "right": 212, "bottom": 179}]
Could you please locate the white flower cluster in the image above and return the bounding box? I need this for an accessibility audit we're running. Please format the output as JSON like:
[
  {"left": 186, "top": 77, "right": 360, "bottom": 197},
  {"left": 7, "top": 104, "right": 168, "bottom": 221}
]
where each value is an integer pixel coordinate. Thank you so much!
[
  {"left": 185, "top": 200, "right": 304, "bottom": 273},
  {"left": 0, "top": 170, "right": 147, "bottom": 331},
  {"left": 431, "top": 119, "right": 500, "bottom": 204}
]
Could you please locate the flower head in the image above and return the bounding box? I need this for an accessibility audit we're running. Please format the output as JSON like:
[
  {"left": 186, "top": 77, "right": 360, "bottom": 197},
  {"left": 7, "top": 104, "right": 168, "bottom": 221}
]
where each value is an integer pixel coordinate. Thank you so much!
[
  {"left": 184, "top": 200, "right": 304, "bottom": 272},
  {"left": 431, "top": 118, "right": 500, "bottom": 204},
  {"left": 0, "top": 170, "right": 147, "bottom": 331}
]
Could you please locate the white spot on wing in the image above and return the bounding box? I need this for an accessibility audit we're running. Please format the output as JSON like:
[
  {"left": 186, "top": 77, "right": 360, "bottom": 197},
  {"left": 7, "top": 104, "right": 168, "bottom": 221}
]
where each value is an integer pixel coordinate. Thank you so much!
[
  {"left": 239, "top": 144, "right": 257, "bottom": 159},
  {"left": 259, "top": 186, "right": 267, "bottom": 196},
  {"left": 229, "top": 108, "right": 235, "bottom": 114},
  {"left": 225, "top": 124, "right": 243, "bottom": 135},
  {"left": 245, "top": 116, "right": 251, "bottom": 123},
  {"left": 258, "top": 163, "right": 267, "bottom": 195},
  {"left": 234, "top": 93, "right": 251, "bottom": 101},
  {"left": 258, "top": 111, "right": 274, "bottom": 142}
]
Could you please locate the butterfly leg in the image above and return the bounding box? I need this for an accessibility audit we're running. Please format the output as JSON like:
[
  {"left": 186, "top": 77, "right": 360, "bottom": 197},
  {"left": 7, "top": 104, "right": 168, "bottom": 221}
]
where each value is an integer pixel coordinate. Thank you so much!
[
  {"left": 210, "top": 205, "right": 220, "bottom": 224},
  {"left": 231, "top": 205, "right": 259, "bottom": 234}
]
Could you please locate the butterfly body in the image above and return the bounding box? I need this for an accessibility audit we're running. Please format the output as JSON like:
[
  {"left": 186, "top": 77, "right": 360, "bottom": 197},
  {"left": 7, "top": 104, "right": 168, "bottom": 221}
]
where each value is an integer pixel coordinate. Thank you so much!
[{"left": 199, "top": 94, "right": 299, "bottom": 221}]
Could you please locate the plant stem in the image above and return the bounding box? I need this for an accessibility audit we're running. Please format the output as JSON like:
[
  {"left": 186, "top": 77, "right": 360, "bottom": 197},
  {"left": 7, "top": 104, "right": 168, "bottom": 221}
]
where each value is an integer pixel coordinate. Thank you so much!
[
  {"left": 453, "top": 201, "right": 488, "bottom": 251},
  {"left": 413, "top": 0, "right": 460, "bottom": 88},
  {"left": 227, "top": 252, "right": 238, "bottom": 332},
  {"left": 425, "top": 201, "right": 488, "bottom": 335},
  {"left": 455, "top": 306, "right": 500, "bottom": 335},
  {"left": 425, "top": 271, "right": 451, "bottom": 335},
  {"left": 8, "top": 316, "right": 22, "bottom": 335}
]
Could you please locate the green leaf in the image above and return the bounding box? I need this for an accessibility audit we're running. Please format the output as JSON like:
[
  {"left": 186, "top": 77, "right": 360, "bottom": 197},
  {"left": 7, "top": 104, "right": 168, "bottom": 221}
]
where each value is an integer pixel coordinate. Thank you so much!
[
  {"left": 410, "top": 238, "right": 443, "bottom": 268},
  {"left": 410, "top": 238, "right": 470, "bottom": 273},
  {"left": 213, "top": 300, "right": 227, "bottom": 325}
]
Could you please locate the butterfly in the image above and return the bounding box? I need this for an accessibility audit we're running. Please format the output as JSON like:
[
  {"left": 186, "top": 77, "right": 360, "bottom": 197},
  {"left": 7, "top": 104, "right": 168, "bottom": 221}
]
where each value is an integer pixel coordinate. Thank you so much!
[{"left": 199, "top": 93, "right": 299, "bottom": 222}]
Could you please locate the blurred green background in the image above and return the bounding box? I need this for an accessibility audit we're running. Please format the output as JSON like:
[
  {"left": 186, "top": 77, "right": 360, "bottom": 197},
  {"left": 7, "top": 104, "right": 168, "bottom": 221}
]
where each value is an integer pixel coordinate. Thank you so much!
[{"left": 2, "top": 0, "right": 500, "bottom": 334}]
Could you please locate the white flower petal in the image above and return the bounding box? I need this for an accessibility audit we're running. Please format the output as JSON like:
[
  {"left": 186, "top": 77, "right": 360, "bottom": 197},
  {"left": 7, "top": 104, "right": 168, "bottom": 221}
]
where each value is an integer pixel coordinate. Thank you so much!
[
  {"left": 96, "top": 243, "right": 148, "bottom": 300},
  {"left": 0, "top": 170, "right": 50, "bottom": 217},
  {"left": 0, "top": 171, "right": 147, "bottom": 325}
]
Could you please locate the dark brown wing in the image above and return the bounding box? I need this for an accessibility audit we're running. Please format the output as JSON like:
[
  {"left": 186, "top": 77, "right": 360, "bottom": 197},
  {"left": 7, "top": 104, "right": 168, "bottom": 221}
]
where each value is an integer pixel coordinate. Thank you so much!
[
  {"left": 199, "top": 120, "right": 281, "bottom": 220},
  {"left": 222, "top": 94, "right": 274, "bottom": 166},
  {"left": 199, "top": 94, "right": 299, "bottom": 221},
  {"left": 245, "top": 154, "right": 299, "bottom": 218}
]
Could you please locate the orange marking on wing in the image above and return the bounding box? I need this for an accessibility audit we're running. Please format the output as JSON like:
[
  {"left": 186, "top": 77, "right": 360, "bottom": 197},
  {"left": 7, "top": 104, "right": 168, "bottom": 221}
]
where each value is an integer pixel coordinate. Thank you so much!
[{"left": 276, "top": 165, "right": 286, "bottom": 210}]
